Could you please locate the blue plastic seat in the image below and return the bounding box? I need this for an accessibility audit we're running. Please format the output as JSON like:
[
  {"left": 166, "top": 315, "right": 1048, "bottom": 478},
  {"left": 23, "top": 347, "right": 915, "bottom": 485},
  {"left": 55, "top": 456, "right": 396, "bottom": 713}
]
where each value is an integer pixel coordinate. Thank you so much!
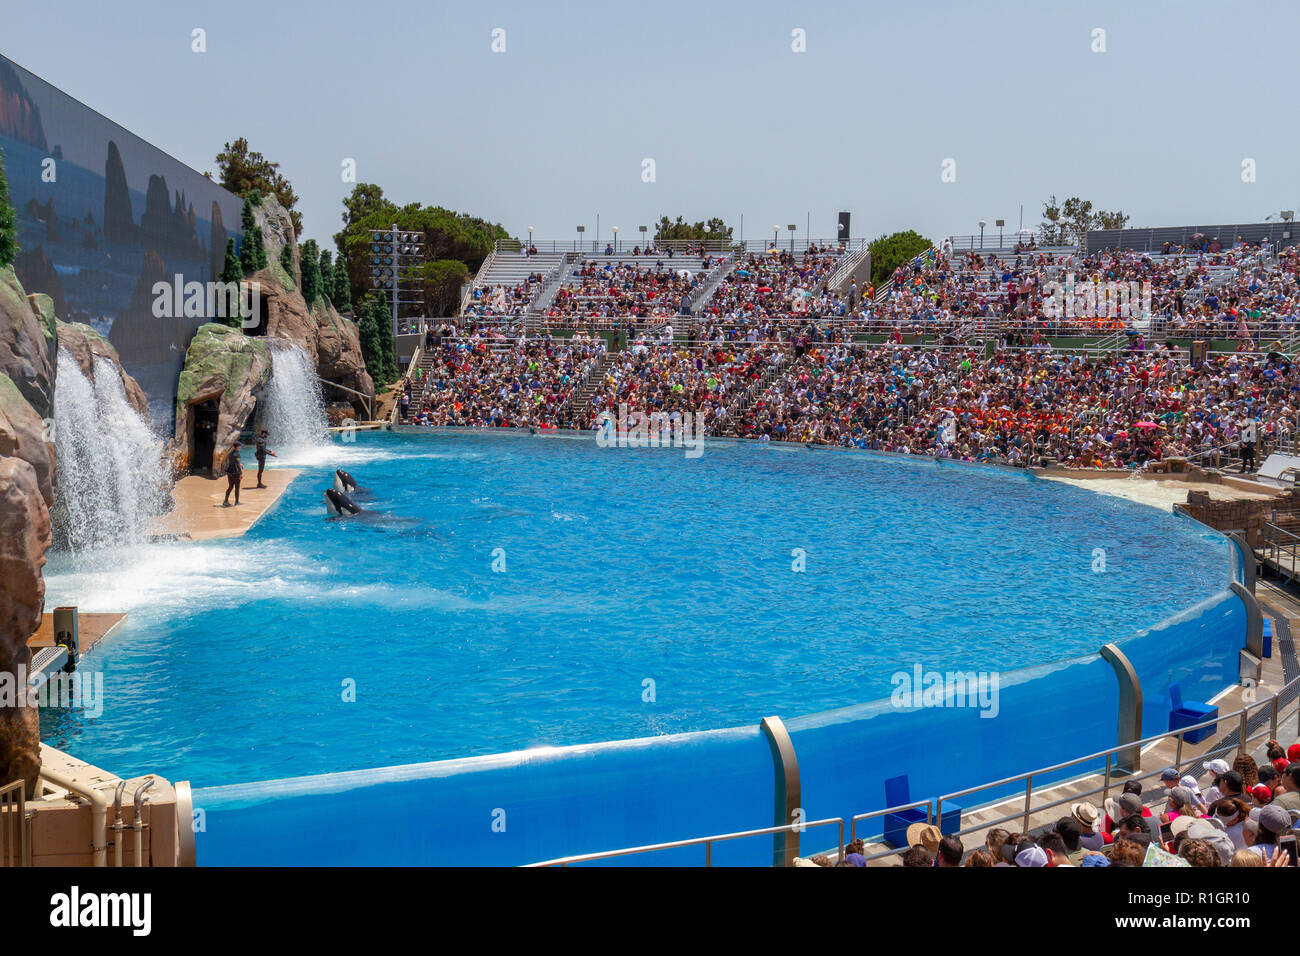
[
  {"left": 881, "top": 774, "right": 963, "bottom": 847},
  {"left": 1263, "top": 618, "right": 1273, "bottom": 659},
  {"left": 1168, "top": 683, "right": 1218, "bottom": 743}
]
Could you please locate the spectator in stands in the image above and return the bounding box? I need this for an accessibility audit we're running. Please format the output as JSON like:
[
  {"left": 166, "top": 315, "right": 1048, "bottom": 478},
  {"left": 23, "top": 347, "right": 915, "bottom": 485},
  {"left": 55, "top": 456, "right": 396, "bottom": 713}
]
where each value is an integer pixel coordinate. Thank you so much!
[
  {"left": 1071, "top": 803, "right": 1105, "bottom": 851},
  {"left": 900, "top": 845, "right": 933, "bottom": 867},
  {"left": 1043, "top": 828, "right": 1075, "bottom": 866},
  {"left": 936, "top": 836, "right": 963, "bottom": 867},
  {"left": 1247, "top": 804, "right": 1294, "bottom": 861},
  {"left": 1274, "top": 764, "right": 1300, "bottom": 812}
]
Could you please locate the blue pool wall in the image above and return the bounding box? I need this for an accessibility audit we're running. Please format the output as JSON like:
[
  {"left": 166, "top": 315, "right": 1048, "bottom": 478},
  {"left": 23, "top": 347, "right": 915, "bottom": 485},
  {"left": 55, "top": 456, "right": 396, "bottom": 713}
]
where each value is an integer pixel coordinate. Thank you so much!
[{"left": 194, "top": 531, "right": 1247, "bottom": 866}]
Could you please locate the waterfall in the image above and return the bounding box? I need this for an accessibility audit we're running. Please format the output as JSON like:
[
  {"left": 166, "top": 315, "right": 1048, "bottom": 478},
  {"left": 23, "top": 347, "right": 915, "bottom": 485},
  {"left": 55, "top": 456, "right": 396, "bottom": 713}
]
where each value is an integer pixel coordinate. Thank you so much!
[
  {"left": 260, "top": 342, "right": 330, "bottom": 458},
  {"left": 53, "top": 349, "right": 171, "bottom": 552}
]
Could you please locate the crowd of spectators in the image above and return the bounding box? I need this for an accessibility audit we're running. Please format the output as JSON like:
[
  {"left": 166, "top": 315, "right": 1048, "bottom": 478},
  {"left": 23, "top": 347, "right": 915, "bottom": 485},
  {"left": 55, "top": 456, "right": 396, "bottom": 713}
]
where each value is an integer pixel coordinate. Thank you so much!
[
  {"left": 796, "top": 741, "right": 1300, "bottom": 867},
  {"left": 583, "top": 340, "right": 786, "bottom": 432},
  {"left": 403, "top": 322, "right": 1300, "bottom": 471},
  {"left": 543, "top": 259, "right": 707, "bottom": 323},
  {"left": 404, "top": 326, "right": 605, "bottom": 428},
  {"left": 732, "top": 341, "right": 1298, "bottom": 468}
]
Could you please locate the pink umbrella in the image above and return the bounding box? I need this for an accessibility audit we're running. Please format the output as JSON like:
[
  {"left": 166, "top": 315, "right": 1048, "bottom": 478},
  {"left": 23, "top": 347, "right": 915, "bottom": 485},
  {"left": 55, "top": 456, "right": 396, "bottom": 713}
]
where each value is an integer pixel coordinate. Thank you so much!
[{"left": 1135, "top": 421, "right": 1159, "bottom": 429}]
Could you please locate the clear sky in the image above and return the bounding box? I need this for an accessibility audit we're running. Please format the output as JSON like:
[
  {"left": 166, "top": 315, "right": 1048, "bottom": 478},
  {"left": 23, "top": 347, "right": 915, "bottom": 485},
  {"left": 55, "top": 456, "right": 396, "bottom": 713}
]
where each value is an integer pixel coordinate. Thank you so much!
[{"left": 5, "top": 0, "right": 1298, "bottom": 250}]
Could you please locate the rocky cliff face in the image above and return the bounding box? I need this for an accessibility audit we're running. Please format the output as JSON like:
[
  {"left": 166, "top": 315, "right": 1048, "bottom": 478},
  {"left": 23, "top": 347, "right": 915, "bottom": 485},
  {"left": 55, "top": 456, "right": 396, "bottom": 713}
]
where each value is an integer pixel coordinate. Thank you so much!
[
  {"left": 0, "top": 268, "right": 56, "bottom": 796},
  {"left": 0, "top": 265, "right": 57, "bottom": 422},
  {"left": 57, "top": 321, "right": 151, "bottom": 418},
  {"left": 167, "top": 323, "right": 271, "bottom": 475}
]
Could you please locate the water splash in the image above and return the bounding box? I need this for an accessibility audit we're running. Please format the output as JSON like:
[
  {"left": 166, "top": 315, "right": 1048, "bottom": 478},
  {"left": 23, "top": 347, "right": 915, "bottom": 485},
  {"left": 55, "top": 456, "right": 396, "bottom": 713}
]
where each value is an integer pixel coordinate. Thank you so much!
[
  {"left": 53, "top": 349, "right": 171, "bottom": 552},
  {"left": 260, "top": 341, "right": 329, "bottom": 461}
]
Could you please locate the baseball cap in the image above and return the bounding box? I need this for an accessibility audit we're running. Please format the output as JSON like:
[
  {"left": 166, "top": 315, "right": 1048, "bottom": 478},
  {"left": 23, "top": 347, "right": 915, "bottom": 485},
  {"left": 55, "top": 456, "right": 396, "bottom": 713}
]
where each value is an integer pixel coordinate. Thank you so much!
[
  {"left": 1015, "top": 845, "right": 1049, "bottom": 868},
  {"left": 1258, "top": 804, "right": 1291, "bottom": 835},
  {"left": 1160, "top": 767, "right": 1181, "bottom": 783}
]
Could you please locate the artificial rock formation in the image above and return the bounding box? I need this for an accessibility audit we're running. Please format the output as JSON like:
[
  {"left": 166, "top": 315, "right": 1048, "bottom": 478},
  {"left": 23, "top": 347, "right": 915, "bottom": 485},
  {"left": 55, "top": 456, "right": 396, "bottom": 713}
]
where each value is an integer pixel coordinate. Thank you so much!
[
  {"left": 0, "top": 270, "right": 56, "bottom": 796},
  {"left": 56, "top": 321, "right": 150, "bottom": 419},
  {"left": 245, "top": 197, "right": 375, "bottom": 417},
  {"left": 167, "top": 323, "right": 271, "bottom": 475},
  {"left": 0, "top": 265, "right": 57, "bottom": 421}
]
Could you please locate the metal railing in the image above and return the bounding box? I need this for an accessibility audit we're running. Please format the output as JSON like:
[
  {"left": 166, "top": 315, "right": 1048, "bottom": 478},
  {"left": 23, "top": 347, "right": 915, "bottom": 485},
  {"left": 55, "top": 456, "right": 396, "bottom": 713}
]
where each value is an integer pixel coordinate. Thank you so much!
[
  {"left": 847, "top": 799, "right": 935, "bottom": 863},
  {"left": 526, "top": 817, "right": 845, "bottom": 867},
  {"left": 0, "top": 779, "right": 29, "bottom": 867},
  {"left": 821, "top": 240, "right": 870, "bottom": 292},
  {"left": 934, "top": 673, "right": 1300, "bottom": 845},
  {"left": 529, "top": 673, "right": 1300, "bottom": 868},
  {"left": 1262, "top": 522, "right": 1300, "bottom": 581},
  {"left": 500, "top": 238, "right": 739, "bottom": 256}
]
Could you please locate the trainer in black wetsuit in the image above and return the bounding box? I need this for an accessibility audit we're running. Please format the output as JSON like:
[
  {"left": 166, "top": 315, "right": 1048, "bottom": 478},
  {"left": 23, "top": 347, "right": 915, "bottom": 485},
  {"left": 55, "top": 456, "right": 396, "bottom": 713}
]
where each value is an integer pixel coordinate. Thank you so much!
[
  {"left": 223, "top": 442, "right": 243, "bottom": 506},
  {"left": 254, "top": 429, "right": 276, "bottom": 488}
]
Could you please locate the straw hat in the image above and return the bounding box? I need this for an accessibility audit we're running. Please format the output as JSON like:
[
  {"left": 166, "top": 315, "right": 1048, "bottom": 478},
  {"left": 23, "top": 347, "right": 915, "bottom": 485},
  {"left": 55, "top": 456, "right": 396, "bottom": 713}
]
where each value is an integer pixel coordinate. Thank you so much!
[{"left": 905, "top": 822, "right": 942, "bottom": 852}]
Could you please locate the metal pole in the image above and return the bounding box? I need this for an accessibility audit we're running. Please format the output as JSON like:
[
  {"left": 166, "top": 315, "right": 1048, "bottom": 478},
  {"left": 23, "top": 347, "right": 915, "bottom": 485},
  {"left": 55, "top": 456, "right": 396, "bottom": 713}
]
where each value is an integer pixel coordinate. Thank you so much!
[{"left": 390, "top": 222, "right": 399, "bottom": 338}]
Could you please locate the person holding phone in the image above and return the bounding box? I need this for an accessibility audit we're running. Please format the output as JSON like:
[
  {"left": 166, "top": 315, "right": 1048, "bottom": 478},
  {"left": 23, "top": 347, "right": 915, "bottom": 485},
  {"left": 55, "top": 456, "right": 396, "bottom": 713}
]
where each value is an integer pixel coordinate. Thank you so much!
[{"left": 1248, "top": 804, "right": 1294, "bottom": 862}]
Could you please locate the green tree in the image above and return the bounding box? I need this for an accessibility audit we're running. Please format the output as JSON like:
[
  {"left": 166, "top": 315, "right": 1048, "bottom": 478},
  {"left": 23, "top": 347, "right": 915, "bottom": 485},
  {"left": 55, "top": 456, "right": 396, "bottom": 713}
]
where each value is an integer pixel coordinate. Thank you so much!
[
  {"left": 318, "top": 248, "right": 333, "bottom": 302},
  {"left": 868, "top": 230, "right": 933, "bottom": 287},
  {"left": 279, "top": 238, "right": 294, "bottom": 275},
  {"left": 220, "top": 237, "right": 242, "bottom": 284},
  {"left": 417, "top": 259, "right": 470, "bottom": 316},
  {"left": 373, "top": 291, "right": 397, "bottom": 381},
  {"left": 216, "top": 138, "right": 303, "bottom": 236},
  {"left": 357, "top": 295, "right": 389, "bottom": 386},
  {"left": 1040, "top": 196, "right": 1129, "bottom": 245},
  {"left": 0, "top": 148, "right": 15, "bottom": 267},
  {"left": 653, "top": 216, "right": 732, "bottom": 243},
  {"left": 218, "top": 238, "right": 243, "bottom": 328},
  {"left": 333, "top": 183, "right": 508, "bottom": 309},
  {"left": 331, "top": 257, "right": 352, "bottom": 313},
  {"left": 239, "top": 198, "right": 268, "bottom": 274},
  {"left": 300, "top": 238, "right": 322, "bottom": 305}
]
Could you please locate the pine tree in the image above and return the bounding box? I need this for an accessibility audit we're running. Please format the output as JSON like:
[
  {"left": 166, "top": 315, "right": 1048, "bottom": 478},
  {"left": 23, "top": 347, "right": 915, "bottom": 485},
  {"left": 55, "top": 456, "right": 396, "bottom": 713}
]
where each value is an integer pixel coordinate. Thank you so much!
[
  {"left": 356, "top": 297, "right": 387, "bottom": 384},
  {"left": 0, "top": 148, "right": 17, "bottom": 267},
  {"left": 374, "top": 291, "right": 397, "bottom": 381},
  {"left": 279, "top": 238, "right": 294, "bottom": 276},
  {"left": 301, "top": 239, "right": 321, "bottom": 305},
  {"left": 250, "top": 224, "right": 268, "bottom": 271},
  {"left": 332, "top": 257, "right": 352, "bottom": 313},
  {"left": 319, "top": 249, "right": 333, "bottom": 304},
  {"left": 239, "top": 198, "right": 259, "bottom": 275},
  {"left": 219, "top": 238, "right": 243, "bottom": 328}
]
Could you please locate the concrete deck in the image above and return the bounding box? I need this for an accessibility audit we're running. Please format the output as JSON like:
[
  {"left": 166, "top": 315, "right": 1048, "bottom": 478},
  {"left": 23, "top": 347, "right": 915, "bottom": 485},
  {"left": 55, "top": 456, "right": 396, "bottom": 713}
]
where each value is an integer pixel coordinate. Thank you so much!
[
  {"left": 1042, "top": 474, "right": 1281, "bottom": 511},
  {"left": 152, "top": 468, "right": 300, "bottom": 541},
  {"left": 27, "top": 612, "right": 126, "bottom": 653}
]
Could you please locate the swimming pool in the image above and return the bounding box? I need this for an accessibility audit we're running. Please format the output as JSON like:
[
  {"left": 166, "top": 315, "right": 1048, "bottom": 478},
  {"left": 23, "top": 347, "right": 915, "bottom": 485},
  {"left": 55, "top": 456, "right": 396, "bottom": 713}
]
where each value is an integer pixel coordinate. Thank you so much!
[{"left": 42, "top": 428, "right": 1235, "bottom": 794}]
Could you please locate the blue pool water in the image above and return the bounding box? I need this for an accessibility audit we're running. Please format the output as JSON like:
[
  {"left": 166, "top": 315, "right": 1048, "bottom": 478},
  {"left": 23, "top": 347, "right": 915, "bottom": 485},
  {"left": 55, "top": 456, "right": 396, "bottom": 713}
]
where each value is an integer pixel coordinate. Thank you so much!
[{"left": 41, "top": 430, "right": 1232, "bottom": 789}]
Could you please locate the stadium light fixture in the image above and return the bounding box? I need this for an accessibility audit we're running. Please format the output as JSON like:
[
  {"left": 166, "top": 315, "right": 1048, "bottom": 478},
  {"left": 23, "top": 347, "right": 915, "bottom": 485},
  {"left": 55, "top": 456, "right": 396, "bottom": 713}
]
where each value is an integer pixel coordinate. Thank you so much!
[
  {"left": 612, "top": 226, "right": 619, "bottom": 253},
  {"left": 978, "top": 220, "right": 987, "bottom": 249}
]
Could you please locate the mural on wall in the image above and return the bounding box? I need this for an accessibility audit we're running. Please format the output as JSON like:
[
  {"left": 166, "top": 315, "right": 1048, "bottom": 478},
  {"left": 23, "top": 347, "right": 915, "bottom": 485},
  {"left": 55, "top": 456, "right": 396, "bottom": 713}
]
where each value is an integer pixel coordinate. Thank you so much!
[{"left": 0, "top": 53, "right": 244, "bottom": 425}]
